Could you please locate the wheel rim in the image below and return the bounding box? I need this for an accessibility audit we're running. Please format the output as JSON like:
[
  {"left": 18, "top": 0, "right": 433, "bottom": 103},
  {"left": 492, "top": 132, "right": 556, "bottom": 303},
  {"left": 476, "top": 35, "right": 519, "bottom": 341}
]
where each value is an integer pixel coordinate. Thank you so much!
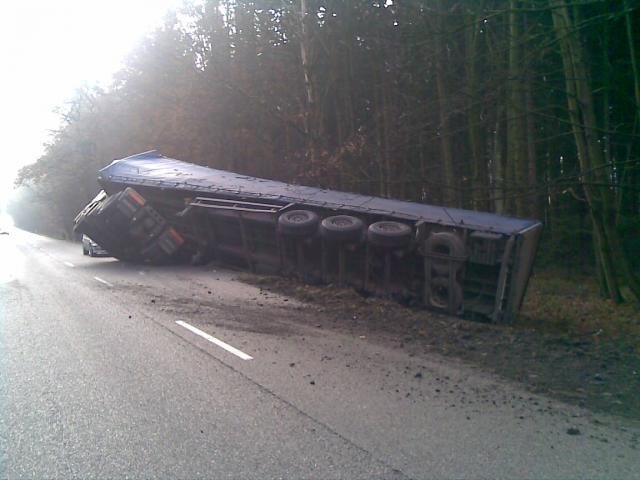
[
  {"left": 377, "top": 222, "right": 401, "bottom": 232},
  {"left": 332, "top": 217, "right": 354, "bottom": 227},
  {"left": 288, "top": 212, "right": 310, "bottom": 223},
  {"left": 433, "top": 244, "right": 451, "bottom": 255},
  {"left": 431, "top": 284, "right": 448, "bottom": 308}
]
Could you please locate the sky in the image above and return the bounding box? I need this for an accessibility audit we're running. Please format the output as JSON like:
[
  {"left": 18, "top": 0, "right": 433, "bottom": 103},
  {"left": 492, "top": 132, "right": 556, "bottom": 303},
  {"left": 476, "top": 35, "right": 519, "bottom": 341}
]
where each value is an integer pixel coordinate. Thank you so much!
[{"left": 0, "top": 0, "right": 185, "bottom": 205}]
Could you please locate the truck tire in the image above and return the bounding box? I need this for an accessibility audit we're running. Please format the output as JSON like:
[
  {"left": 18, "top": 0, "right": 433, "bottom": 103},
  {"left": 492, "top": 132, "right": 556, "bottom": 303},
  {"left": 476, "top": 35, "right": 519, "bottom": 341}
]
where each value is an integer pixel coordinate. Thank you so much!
[
  {"left": 367, "top": 221, "right": 413, "bottom": 249},
  {"left": 278, "top": 210, "right": 319, "bottom": 236},
  {"left": 320, "top": 215, "right": 364, "bottom": 244},
  {"left": 425, "top": 231, "right": 465, "bottom": 275},
  {"left": 428, "top": 276, "right": 463, "bottom": 312}
]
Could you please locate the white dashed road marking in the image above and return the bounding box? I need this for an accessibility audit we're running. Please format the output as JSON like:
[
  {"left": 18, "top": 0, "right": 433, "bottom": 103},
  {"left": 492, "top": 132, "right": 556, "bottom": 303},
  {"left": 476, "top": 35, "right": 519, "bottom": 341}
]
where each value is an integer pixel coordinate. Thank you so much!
[
  {"left": 176, "top": 321, "right": 253, "bottom": 360},
  {"left": 93, "top": 276, "right": 113, "bottom": 287},
  {"left": 64, "top": 261, "right": 75, "bottom": 268}
]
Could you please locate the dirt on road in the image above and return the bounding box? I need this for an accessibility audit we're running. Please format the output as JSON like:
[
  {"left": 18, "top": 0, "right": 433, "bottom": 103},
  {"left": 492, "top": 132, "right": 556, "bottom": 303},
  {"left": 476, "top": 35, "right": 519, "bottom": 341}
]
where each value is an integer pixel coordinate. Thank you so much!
[{"left": 240, "top": 271, "right": 640, "bottom": 423}]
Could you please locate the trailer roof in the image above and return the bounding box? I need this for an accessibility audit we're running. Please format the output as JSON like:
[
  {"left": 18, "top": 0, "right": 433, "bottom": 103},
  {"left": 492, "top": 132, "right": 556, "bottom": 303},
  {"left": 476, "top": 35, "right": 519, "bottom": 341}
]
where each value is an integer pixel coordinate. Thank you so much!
[{"left": 99, "top": 151, "right": 540, "bottom": 234}]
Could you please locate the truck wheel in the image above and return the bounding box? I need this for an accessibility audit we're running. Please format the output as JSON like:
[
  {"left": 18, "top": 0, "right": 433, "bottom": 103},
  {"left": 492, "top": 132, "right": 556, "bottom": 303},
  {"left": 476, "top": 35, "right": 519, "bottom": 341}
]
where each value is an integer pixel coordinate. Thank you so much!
[
  {"left": 425, "top": 231, "right": 465, "bottom": 275},
  {"left": 367, "top": 221, "right": 413, "bottom": 248},
  {"left": 82, "top": 246, "right": 88, "bottom": 255},
  {"left": 428, "top": 277, "right": 463, "bottom": 312},
  {"left": 320, "top": 215, "right": 364, "bottom": 243},
  {"left": 278, "top": 210, "right": 319, "bottom": 236}
]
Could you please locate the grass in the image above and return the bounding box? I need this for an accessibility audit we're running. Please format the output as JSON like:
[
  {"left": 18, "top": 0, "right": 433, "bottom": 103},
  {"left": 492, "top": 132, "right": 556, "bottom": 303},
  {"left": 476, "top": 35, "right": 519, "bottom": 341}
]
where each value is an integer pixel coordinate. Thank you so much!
[{"left": 517, "top": 268, "right": 640, "bottom": 352}]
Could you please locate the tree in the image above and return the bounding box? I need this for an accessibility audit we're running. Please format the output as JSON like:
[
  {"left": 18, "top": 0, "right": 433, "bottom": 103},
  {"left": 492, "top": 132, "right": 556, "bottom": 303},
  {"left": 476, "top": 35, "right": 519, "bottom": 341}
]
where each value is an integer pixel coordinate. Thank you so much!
[
  {"left": 550, "top": 0, "right": 640, "bottom": 302},
  {"left": 10, "top": 0, "right": 639, "bottom": 307}
]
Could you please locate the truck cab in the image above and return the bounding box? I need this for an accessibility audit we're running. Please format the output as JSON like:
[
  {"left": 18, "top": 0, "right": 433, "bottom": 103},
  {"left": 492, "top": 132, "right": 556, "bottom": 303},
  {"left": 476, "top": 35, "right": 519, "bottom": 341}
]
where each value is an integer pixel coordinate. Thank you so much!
[{"left": 74, "top": 187, "right": 184, "bottom": 263}]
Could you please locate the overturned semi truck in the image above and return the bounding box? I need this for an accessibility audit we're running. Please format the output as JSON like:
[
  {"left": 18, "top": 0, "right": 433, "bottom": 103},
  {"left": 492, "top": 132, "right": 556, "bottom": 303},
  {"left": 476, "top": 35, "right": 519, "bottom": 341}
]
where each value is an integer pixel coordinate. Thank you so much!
[{"left": 74, "top": 150, "right": 542, "bottom": 322}]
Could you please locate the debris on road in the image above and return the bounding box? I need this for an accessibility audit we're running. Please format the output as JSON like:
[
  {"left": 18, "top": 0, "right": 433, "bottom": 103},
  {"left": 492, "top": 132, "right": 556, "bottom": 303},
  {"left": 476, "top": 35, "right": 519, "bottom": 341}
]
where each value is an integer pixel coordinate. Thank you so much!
[{"left": 242, "top": 273, "right": 640, "bottom": 421}]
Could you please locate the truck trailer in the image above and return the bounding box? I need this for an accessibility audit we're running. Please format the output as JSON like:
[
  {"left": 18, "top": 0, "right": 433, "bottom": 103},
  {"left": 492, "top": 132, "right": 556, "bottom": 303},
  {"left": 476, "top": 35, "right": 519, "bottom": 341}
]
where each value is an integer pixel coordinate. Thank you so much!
[{"left": 74, "top": 150, "right": 542, "bottom": 322}]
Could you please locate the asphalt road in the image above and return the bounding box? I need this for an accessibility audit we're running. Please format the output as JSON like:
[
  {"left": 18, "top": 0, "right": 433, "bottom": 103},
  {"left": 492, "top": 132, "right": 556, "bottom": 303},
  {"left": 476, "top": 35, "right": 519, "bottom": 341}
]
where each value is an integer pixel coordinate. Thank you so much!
[{"left": 0, "top": 227, "right": 638, "bottom": 479}]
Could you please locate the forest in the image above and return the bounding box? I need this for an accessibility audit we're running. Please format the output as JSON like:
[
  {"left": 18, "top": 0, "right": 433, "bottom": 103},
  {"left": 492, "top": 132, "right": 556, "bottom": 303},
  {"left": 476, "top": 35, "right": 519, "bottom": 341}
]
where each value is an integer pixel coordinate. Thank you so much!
[{"left": 9, "top": 0, "right": 640, "bottom": 305}]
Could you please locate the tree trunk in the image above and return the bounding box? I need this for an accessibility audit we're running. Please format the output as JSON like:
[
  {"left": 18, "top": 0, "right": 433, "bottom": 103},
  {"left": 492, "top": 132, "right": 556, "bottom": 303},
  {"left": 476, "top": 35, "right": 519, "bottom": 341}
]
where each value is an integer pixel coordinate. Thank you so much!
[
  {"left": 525, "top": 74, "right": 539, "bottom": 219},
  {"left": 493, "top": 103, "right": 506, "bottom": 215},
  {"left": 550, "top": 0, "right": 640, "bottom": 303},
  {"left": 625, "top": 0, "right": 640, "bottom": 117},
  {"left": 433, "top": 2, "right": 457, "bottom": 207},
  {"left": 507, "top": 0, "right": 528, "bottom": 217},
  {"left": 623, "top": 0, "right": 640, "bottom": 217},
  {"left": 299, "top": 0, "right": 319, "bottom": 170},
  {"left": 465, "top": 11, "right": 488, "bottom": 211}
]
